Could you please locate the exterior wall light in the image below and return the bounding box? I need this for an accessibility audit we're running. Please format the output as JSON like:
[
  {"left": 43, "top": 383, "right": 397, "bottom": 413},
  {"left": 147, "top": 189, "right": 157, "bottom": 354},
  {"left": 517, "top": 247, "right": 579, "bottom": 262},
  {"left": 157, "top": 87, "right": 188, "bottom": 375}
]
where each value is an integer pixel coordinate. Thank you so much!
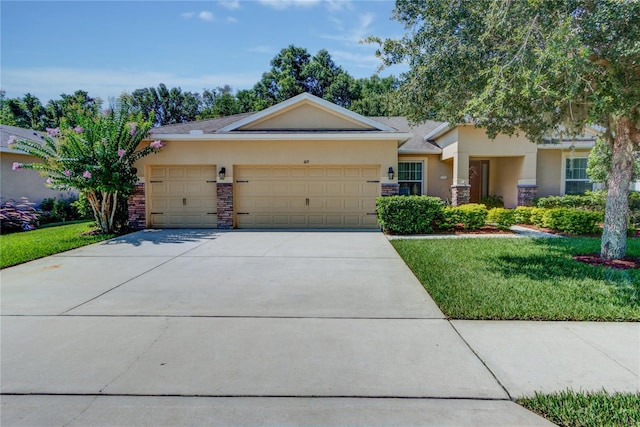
[
  {"left": 388, "top": 166, "right": 395, "bottom": 180},
  {"left": 218, "top": 167, "right": 226, "bottom": 180}
]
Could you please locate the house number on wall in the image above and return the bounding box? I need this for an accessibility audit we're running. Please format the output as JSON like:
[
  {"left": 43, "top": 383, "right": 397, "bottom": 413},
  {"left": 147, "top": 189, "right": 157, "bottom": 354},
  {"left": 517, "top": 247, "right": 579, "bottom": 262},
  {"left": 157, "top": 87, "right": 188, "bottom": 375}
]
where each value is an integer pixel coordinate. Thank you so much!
[{"left": 304, "top": 160, "right": 309, "bottom": 164}]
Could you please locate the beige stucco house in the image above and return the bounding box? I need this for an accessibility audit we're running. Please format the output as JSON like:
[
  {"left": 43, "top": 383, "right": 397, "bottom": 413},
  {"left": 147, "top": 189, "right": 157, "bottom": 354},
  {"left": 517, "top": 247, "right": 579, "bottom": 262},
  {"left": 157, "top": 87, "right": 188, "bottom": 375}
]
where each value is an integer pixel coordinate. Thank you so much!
[
  {"left": 129, "top": 93, "right": 598, "bottom": 229},
  {"left": 0, "top": 124, "right": 75, "bottom": 205}
]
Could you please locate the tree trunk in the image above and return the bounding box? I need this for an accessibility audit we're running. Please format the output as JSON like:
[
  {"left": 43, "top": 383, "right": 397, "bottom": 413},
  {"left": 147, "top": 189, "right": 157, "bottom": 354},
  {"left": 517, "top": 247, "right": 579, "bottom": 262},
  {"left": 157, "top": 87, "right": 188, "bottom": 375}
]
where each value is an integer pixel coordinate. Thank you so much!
[{"left": 601, "top": 117, "right": 637, "bottom": 260}]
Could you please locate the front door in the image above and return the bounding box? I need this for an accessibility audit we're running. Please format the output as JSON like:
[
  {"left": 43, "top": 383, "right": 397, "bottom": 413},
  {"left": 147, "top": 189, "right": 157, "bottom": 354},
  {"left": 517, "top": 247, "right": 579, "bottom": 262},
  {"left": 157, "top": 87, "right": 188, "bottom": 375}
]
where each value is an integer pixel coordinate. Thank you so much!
[{"left": 469, "top": 160, "right": 489, "bottom": 203}]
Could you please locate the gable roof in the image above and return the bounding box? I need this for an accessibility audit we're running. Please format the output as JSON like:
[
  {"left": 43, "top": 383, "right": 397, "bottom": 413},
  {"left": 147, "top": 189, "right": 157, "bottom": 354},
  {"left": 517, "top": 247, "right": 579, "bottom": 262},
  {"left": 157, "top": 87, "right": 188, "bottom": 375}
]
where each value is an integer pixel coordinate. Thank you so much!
[
  {"left": 151, "top": 93, "right": 412, "bottom": 145},
  {"left": 219, "top": 93, "right": 397, "bottom": 132}
]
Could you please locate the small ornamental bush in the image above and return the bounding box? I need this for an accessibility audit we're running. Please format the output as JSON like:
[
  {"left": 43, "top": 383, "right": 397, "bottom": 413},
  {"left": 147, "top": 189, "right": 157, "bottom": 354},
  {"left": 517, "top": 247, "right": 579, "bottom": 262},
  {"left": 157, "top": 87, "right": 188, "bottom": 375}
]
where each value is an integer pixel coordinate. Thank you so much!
[
  {"left": 0, "top": 198, "right": 39, "bottom": 234},
  {"left": 530, "top": 207, "right": 548, "bottom": 227},
  {"left": 376, "top": 196, "right": 444, "bottom": 234},
  {"left": 541, "top": 208, "right": 603, "bottom": 235},
  {"left": 513, "top": 206, "right": 534, "bottom": 224},
  {"left": 487, "top": 208, "right": 516, "bottom": 229},
  {"left": 39, "top": 196, "right": 84, "bottom": 224},
  {"left": 437, "top": 204, "right": 488, "bottom": 231}
]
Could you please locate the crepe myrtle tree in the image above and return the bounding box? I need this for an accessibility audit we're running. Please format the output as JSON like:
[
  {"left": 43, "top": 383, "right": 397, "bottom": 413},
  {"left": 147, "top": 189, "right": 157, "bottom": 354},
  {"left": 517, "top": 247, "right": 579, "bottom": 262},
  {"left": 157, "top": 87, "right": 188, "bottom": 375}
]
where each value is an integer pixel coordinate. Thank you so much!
[
  {"left": 371, "top": 0, "right": 640, "bottom": 260},
  {"left": 10, "top": 105, "right": 164, "bottom": 234}
]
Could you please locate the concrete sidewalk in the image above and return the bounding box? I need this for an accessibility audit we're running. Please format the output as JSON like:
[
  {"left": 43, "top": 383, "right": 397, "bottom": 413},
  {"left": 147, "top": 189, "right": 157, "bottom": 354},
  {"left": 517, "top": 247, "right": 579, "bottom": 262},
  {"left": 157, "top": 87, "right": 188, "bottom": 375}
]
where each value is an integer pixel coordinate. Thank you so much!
[{"left": 1, "top": 229, "right": 637, "bottom": 426}]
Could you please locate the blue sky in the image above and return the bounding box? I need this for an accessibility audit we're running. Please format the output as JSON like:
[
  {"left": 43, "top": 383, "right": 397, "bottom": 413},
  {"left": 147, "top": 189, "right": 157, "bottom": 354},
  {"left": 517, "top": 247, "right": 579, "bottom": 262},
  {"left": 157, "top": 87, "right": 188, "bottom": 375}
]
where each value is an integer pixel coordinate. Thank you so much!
[{"left": 1, "top": 0, "right": 408, "bottom": 104}]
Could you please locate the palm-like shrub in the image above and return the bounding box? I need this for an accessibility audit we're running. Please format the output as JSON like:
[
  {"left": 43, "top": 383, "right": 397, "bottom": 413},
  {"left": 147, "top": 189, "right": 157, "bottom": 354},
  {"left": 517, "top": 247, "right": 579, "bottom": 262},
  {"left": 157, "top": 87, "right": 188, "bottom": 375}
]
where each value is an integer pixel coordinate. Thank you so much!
[{"left": 10, "top": 105, "right": 164, "bottom": 233}]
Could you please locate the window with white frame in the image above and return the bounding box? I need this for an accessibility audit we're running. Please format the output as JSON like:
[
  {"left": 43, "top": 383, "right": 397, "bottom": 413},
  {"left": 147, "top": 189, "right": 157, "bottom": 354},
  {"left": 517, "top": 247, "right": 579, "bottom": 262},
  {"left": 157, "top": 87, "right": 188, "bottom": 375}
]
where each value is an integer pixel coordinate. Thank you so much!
[
  {"left": 565, "top": 158, "right": 593, "bottom": 194},
  {"left": 398, "top": 161, "right": 423, "bottom": 195}
]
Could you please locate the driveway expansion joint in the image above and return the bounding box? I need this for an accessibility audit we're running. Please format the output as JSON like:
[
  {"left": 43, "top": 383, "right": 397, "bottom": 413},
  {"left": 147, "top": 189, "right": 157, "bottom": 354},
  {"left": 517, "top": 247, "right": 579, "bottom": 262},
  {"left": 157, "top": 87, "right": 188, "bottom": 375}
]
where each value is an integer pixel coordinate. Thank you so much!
[{"left": 448, "top": 321, "right": 513, "bottom": 401}]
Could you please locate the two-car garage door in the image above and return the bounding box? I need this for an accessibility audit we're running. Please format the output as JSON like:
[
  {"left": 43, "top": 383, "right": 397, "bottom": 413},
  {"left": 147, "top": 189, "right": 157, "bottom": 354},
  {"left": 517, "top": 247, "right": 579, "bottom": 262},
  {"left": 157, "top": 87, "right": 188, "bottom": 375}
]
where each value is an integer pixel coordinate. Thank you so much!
[
  {"left": 234, "top": 165, "right": 380, "bottom": 228},
  {"left": 147, "top": 165, "right": 380, "bottom": 229}
]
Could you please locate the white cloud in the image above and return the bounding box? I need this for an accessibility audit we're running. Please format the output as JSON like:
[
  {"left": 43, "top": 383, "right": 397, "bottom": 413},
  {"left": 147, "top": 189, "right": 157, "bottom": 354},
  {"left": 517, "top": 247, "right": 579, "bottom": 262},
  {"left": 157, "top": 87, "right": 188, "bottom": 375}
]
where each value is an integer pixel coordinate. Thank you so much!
[
  {"left": 219, "top": 0, "right": 240, "bottom": 10},
  {"left": 180, "top": 11, "right": 195, "bottom": 19},
  {"left": 198, "top": 11, "right": 215, "bottom": 21},
  {"left": 1, "top": 67, "right": 261, "bottom": 103},
  {"left": 321, "top": 11, "right": 375, "bottom": 45},
  {"left": 258, "top": 0, "right": 322, "bottom": 10},
  {"left": 324, "top": 0, "right": 353, "bottom": 12},
  {"left": 227, "top": 16, "right": 238, "bottom": 23},
  {"left": 331, "top": 50, "right": 381, "bottom": 69},
  {"left": 247, "top": 45, "right": 275, "bottom": 54}
]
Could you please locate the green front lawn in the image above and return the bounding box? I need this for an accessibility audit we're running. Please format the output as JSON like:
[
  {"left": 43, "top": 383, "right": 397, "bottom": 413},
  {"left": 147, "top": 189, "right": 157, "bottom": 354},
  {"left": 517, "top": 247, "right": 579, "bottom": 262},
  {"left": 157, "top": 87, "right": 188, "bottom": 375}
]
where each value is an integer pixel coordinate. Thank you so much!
[
  {"left": 392, "top": 237, "right": 640, "bottom": 321},
  {"left": 0, "top": 221, "right": 115, "bottom": 269},
  {"left": 518, "top": 390, "right": 640, "bottom": 427}
]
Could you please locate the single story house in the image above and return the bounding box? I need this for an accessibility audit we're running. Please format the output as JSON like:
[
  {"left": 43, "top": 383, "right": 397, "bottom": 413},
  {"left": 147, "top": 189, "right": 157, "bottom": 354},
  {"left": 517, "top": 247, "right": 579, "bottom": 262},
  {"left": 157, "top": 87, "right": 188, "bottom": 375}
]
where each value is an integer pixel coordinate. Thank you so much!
[
  {"left": 0, "top": 124, "right": 75, "bottom": 205},
  {"left": 129, "top": 93, "right": 599, "bottom": 229}
]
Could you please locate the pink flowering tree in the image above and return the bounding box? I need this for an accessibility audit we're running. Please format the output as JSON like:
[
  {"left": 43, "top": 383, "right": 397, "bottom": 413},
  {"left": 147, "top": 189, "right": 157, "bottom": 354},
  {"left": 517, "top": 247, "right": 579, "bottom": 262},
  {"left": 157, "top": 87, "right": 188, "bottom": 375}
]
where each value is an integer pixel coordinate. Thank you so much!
[{"left": 10, "top": 105, "right": 164, "bottom": 234}]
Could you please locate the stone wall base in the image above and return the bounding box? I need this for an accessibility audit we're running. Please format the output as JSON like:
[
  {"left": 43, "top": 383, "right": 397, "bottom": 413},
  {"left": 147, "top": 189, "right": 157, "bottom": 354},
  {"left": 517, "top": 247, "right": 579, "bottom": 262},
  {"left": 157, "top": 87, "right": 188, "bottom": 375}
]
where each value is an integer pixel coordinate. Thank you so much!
[
  {"left": 381, "top": 183, "right": 400, "bottom": 196},
  {"left": 517, "top": 185, "right": 538, "bottom": 207},
  {"left": 451, "top": 185, "right": 471, "bottom": 206},
  {"left": 217, "top": 183, "right": 233, "bottom": 229},
  {"left": 127, "top": 183, "right": 146, "bottom": 230}
]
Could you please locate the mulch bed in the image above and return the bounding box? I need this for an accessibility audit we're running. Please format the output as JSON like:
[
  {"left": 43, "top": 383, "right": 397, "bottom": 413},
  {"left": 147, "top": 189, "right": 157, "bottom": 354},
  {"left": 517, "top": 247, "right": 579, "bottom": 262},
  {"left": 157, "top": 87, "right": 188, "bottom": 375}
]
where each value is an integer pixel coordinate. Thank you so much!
[
  {"left": 439, "top": 225, "right": 516, "bottom": 235},
  {"left": 573, "top": 254, "right": 640, "bottom": 270}
]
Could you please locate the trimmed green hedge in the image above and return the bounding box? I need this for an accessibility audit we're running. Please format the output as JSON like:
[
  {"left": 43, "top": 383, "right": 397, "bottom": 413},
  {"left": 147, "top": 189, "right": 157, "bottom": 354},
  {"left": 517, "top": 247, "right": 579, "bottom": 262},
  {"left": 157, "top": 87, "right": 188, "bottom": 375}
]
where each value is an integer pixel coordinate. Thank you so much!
[
  {"left": 439, "top": 204, "right": 488, "bottom": 231},
  {"left": 377, "top": 196, "right": 606, "bottom": 236},
  {"left": 487, "top": 208, "right": 516, "bottom": 230},
  {"left": 376, "top": 196, "right": 444, "bottom": 234}
]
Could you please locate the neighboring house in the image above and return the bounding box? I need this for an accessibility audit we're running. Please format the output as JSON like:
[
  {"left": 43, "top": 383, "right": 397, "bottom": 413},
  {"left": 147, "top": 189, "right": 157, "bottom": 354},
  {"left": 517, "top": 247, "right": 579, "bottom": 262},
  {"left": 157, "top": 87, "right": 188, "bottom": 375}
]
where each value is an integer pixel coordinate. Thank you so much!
[
  {"left": 129, "top": 93, "right": 603, "bottom": 230},
  {"left": 0, "top": 124, "right": 74, "bottom": 205}
]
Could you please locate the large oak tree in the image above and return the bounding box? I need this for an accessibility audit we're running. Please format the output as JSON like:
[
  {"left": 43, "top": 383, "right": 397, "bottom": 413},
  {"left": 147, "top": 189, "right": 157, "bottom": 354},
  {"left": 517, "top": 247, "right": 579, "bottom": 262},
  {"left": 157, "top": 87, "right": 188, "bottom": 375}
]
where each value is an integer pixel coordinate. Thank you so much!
[{"left": 372, "top": 0, "right": 640, "bottom": 260}]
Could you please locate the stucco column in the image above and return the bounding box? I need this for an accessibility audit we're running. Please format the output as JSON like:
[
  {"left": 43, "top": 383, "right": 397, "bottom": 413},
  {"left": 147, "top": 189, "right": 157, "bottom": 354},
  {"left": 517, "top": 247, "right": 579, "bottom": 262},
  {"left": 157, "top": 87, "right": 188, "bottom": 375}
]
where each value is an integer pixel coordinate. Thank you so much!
[
  {"left": 453, "top": 151, "right": 470, "bottom": 186},
  {"left": 517, "top": 152, "right": 538, "bottom": 206},
  {"left": 216, "top": 182, "right": 233, "bottom": 229}
]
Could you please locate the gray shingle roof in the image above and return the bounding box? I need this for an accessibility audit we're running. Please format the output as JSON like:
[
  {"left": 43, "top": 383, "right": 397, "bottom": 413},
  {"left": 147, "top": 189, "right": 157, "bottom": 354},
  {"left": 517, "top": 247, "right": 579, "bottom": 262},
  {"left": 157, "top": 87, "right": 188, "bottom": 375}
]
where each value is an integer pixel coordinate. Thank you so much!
[
  {"left": 0, "top": 125, "right": 47, "bottom": 154},
  {"left": 150, "top": 112, "right": 444, "bottom": 154},
  {"left": 150, "top": 113, "right": 255, "bottom": 135},
  {"left": 371, "top": 117, "right": 443, "bottom": 154}
]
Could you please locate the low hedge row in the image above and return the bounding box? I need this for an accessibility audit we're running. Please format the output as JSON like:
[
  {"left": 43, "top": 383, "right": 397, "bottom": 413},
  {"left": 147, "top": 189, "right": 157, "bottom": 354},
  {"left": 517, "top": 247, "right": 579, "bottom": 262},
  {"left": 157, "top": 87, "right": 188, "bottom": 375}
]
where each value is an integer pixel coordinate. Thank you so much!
[
  {"left": 376, "top": 197, "right": 490, "bottom": 234},
  {"left": 376, "top": 196, "right": 605, "bottom": 235}
]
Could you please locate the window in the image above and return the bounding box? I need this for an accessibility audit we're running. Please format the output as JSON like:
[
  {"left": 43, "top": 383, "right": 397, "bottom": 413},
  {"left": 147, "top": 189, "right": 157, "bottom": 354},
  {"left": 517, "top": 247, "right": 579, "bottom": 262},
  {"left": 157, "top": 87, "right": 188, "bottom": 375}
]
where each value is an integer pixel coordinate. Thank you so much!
[
  {"left": 565, "top": 158, "right": 592, "bottom": 195},
  {"left": 398, "top": 162, "right": 423, "bottom": 195}
]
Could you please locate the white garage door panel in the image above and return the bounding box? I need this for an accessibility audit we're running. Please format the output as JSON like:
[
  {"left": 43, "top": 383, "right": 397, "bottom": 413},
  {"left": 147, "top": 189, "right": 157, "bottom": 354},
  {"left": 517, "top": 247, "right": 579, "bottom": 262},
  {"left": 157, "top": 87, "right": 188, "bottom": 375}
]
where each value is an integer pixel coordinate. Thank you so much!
[
  {"left": 235, "top": 165, "right": 380, "bottom": 229},
  {"left": 148, "top": 166, "right": 217, "bottom": 229}
]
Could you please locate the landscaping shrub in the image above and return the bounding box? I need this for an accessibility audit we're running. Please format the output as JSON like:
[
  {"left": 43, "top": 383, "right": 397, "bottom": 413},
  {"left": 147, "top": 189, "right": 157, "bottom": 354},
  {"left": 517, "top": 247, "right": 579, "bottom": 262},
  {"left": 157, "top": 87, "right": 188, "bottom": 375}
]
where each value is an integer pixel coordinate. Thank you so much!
[
  {"left": 487, "top": 208, "right": 516, "bottom": 229},
  {"left": 376, "top": 196, "right": 444, "bottom": 234},
  {"left": 437, "top": 203, "right": 488, "bottom": 231},
  {"left": 479, "top": 194, "right": 504, "bottom": 209},
  {"left": 542, "top": 208, "right": 603, "bottom": 235},
  {"left": 39, "top": 196, "right": 83, "bottom": 224},
  {"left": 530, "top": 207, "right": 548, "bottom": 227},
  {"left": 513, "top": 206, "right": 534, "bottom": 224},
  {"left": 0, "top": 198, "right": 39, "bottom": 234}
]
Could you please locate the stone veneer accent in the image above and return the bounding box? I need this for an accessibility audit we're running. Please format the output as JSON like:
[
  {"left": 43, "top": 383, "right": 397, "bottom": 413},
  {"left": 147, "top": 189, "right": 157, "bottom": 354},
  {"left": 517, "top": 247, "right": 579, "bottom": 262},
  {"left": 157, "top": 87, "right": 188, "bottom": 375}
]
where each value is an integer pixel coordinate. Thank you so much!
[
  {"left": 381, "top": 183, "right": 400, "bottom": 196},
  {"left": 128, "top": 182, "right": 146, "bottom": 230},
  {"left": 217, "top": 183, "right": 233, "bottom": 229},
  {"left": 451, "top": 185, "right": 471, "bottom": 206},
  {"left": 517, "top": 185, "right": 538, "bottom": 207}
]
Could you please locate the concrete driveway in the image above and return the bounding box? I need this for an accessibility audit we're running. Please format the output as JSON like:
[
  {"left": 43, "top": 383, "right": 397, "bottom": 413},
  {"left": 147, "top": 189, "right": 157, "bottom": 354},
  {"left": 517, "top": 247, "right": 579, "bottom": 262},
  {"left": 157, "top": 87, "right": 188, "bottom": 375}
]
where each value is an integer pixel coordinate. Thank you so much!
[{"left": 1, "top": 230, "right": 552, "bottom": 426}]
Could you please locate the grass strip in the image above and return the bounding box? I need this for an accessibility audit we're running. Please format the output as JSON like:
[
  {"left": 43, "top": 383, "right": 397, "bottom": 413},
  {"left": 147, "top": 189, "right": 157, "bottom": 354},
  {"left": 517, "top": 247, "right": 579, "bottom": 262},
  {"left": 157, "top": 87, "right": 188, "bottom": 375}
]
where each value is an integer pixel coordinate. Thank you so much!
[
  {"left": 0, "top": 221, "right": 115, "bottom": 269},
  {"left": 391, "top": 237, "right": 640, "bottom": 321},
  {"left": 518, "top": 390, "right": 640, "bottom": 427}
]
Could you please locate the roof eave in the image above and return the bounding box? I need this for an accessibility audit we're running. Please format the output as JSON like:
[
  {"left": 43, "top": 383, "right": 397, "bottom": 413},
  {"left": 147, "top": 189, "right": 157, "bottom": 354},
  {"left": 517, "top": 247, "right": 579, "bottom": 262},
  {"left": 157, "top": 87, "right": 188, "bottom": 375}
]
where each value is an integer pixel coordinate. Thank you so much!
[
  {"left": 152, "top": 132, "right": 413, "bottom": 144},
  {"left": 423, "top": 122, "right": 453, "bottom": 140}
]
